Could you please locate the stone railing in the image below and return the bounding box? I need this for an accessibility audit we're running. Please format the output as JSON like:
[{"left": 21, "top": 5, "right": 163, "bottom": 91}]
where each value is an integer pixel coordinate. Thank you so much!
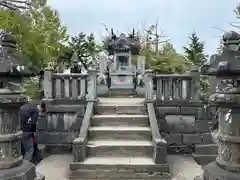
[
  {"left": 42, "top": 71, "right": 88, "bottom": 101},
  {"left": 36, "top": 68, "right": 97, "bottom": 149},
  {"left": 144, "top": 69, "right": 216, "bottom": 165}
]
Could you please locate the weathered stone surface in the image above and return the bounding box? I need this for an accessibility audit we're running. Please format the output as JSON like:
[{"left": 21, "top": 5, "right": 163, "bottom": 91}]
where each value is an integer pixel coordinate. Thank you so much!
[
  {"left": 36, "top": 132, "right": 61, "bottom": 144},
  {"left": 203, "top": 161, "right": 240, "bottom": 180},
  {"left": 87, "top": 140, "right": 153, "bottom": 157},
  {"left": 37, "top": 154, "right": 203, "bottom": 180},
  {"left": 182, "top": 134, "right": 202, "bottom": 145},
  {"left": 181, "top": 107, "right": 205, "bottom": 119},
  {"left": 193, "top": 154, "right": 216, "bottom": 166},
  {"left": 201, "top": 133, "right": 214, "bottom": 144},
  {"left": 194, "top": 144, "right": 218, "bottom": 155},
  {"left": 153, "top": 145, "right": 167, "bottom": 164},
  {"left": 162, "top": 133, "right": 182, "bottom": 145},
  {"left": 0, "top": 160, "right": 43, "bottom": 180},
  {"left": 95, "top": 104, "right": 146, "bottom": 115},
  {"left": 195, "top": 120, "right": 210, "bottom": 133},
  {"left": 155, "top": 106, "right": 180, "bottom": 118},
  {"left": 36, "top": 132, "right": 79, "bottom": 144},
  {"left": 88, "top": 126, "right": 151, "bottom": 141},
  {"left": 167, "top": 145, "right": 193, "bottom": 154},
  {"left": 61, "top": 132, "right": 79, "bottom": 143},
  {"left": 91, "top": 114, "right": 149, "bottom": 127},
  {"left": 165, "top": 115, "right": 196, "bottom": 133}
]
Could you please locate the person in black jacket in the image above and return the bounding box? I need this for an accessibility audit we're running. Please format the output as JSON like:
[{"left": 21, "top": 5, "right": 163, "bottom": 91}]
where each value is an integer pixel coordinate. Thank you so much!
[{"left": 20, "top": 101, "right": 46, "bottom": 163}]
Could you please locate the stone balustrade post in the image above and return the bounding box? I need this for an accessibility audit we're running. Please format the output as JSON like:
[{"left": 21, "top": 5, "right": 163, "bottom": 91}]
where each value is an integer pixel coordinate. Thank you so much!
[
  {"left": 190, "top": 66, "right": 200, "bottom": 101},
  {"left": 87, "top": 66, "right": 97, "bottom": 101},
  {"left": 43, "top": 70, "right": 53, "bottom": 100},
  {"left": 144, "top": 69, "right": 154, "bottom": 101}
]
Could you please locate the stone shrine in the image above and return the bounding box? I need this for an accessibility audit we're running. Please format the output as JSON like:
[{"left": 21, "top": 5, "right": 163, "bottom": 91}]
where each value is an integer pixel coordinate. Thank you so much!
[
  {"left": 199, "top": 31, "right": 240, "bottom": 180},
  {"left": 105, "top": 29, "right": 141, "bottom": 92},
  {"left": 0, "top": 32, "right": 44, "bottom": 180}
]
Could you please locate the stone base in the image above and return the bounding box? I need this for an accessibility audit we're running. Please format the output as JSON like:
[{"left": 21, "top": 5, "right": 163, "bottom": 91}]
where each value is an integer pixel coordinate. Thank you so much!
[
  {"left": 202, "top": 161, "right": 240, "bottom": 180},
  {"left": 192, "top": 154, "right": 216, "bottom": 166},
  {"left": 0, "top": 160, "right": 45, "bottom": 180}
]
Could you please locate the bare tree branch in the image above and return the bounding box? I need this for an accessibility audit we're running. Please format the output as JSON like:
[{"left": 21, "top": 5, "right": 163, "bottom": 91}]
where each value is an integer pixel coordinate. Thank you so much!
[{"left": 212, "top": 26, "right": 226, "bottom": 33}]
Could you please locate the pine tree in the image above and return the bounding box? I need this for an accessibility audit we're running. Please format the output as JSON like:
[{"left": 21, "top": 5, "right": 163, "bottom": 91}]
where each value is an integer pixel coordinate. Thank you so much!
[
  {"left": 183, "top": 32, "right": 206, "bottom": 66},
  {"left": 183, "top": 31, "right": 209, "bottom": 99}
]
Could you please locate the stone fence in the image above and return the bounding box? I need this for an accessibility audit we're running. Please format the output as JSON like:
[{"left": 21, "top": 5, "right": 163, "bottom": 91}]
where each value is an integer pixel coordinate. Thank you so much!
[
  {"left": 145, "top": 69, "right": 216, "bottom": 158},
  {"left": 36, "top": 68, "right": 97, "bottom": 147}
]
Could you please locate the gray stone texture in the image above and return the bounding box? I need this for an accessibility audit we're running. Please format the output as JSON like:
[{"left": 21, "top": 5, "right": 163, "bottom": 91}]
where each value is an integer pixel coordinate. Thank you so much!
[
  {"left": 36, "top": 104, "right": 85, "bottom": 146},
  {"left": 155, "top": 102, "right": 217, "bottom": 166},
  {"left": 0, "top": 160, "right": 42, "bottom": 180},
  {"left": 203, "top": 161, "right": 240, "bottom": 180}
]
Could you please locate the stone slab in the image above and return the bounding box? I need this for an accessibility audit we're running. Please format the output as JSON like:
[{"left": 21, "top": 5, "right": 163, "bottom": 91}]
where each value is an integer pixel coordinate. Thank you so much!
[
  {"left": 162, "top": 133, "right": 182, "bottom": 145},
  {"left": 91, "top": 114, "right": 149, "bottom": 127},
  {"left": 96, "top": 104, "right": 147, "bottom": 115},
  {"left": 88, "top": 126, "right": 151, "bottom": 141},
  {"left": 182, "top": 134, "right": 202, "bottom": 145},
  {"left": 167, "top": 145, "right": 193, "bottom": 154},
  {"left": 98, "top": 97, "right": 144, "bottom": 104},
  {"left": 35, "top": 132, "right": 78, "bottom": 144},
  {"left": 70, "top": 156, "right": 169, "bottom": 172},
  {"left": 194, "top": 144, "right": 218, "bottom": 155},
  {"left": 87, "top": 140, "right": 153, "bottom": 157}
]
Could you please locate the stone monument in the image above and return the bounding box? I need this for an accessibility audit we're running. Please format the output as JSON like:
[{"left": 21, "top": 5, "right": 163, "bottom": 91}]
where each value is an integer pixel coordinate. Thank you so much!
[
  {"left": 198, "top": 31, "right": 240, "bottom": 180},
  {"left": 105, "top": 29, "right": 140, "bottom": 91},
  {"left": 0, "top": 32, "right": 44, "bottom": 180}
]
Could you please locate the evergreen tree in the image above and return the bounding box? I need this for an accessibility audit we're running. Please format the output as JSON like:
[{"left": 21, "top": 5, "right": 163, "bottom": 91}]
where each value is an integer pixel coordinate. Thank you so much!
[
  {"left": 183, "top": 32, "right": 206, "bottom": 66},
  {"left": 183, "top": 31, "right": 209, "bottom": 98}
]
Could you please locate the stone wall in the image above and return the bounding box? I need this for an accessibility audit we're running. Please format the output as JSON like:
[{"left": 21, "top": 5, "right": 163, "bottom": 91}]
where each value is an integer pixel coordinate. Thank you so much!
[
  {"left": 36, "top": 103, "right": 86, "bottom": 145},
  {"left": 155, "top": 101, "right": 213, "bottom": 153}
]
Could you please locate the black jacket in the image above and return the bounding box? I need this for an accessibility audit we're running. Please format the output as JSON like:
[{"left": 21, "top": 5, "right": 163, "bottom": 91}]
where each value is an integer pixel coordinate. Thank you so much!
[{"left": 20, "top": 103, "right": 39, "bottom": 132}]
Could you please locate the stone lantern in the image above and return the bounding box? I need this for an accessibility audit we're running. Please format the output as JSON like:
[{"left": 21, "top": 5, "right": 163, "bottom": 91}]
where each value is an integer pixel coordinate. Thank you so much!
[
  {"left": 0, "top": 32, "right": 44, "bottom": 180},
  {"left": 198, "top": 31, "right": 240, "bottom": 179}
]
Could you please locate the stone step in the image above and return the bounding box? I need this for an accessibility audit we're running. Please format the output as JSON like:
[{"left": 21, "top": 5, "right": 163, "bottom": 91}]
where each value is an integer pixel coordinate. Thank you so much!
[
  {"left": 98, "top": 97, "right": 144, "bottom": 104},
  {"left": 69, "top": 169, "right": 170, "bottom": 179},
  {"left": 194, "top": 144, "right": 218, "bottom": 155},
  {"left": 70, "top": 157, "right": 170, "bottom": 179},
  {"left": 87, "top": 140, "right": 153, "bottom": 157},
  {"left": 91, "top": 114, "right": 149, "bottom": 127},
  {"left": 192, "top": 154, "right": 217, "bottom": 166},
  {"left": 89, "top": 126, "right": 152, "bottom": 141},
  {"left": 108, "top": 89, "right": 137, "bottom": 97},
  {"left": 96, "top": 104, "right": 147, "bottom": 115}
]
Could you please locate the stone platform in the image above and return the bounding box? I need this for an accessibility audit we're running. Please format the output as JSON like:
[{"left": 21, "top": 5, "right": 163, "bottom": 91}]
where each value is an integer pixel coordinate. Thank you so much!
[{"left": 36, "top": 154, "right": 203, "bottom": 180}]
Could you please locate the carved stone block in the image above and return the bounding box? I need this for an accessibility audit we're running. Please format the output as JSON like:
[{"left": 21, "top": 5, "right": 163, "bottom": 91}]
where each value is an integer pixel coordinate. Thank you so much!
[{"left": 165, "top": 115, "right": 196, "bottom": 133}]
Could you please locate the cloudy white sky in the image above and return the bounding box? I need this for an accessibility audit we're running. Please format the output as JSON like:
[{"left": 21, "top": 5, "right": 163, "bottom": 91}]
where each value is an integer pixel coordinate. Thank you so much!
[{"left": 48, "top": 0, "right": 239, "bottom": 54}]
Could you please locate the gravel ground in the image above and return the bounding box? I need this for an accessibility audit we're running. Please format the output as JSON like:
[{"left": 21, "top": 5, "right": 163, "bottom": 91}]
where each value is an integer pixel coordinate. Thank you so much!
[{"left": 36, "top": 154, "right": 203, "bottom": 180}]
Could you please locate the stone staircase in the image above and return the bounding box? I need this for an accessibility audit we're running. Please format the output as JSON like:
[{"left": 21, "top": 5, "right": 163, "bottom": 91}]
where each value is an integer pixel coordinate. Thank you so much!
[{"left": 69, "top": 98, "right": 170, "bottom": 179}]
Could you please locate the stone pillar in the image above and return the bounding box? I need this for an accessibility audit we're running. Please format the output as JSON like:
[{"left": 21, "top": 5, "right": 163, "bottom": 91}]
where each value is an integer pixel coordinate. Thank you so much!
[
  {"left": 190, "top": 66, "right": 200, "bottom": 101},
  {"left": 197, "top": 31, "right": 240, "bottom": 180},
  {"left": 87, "top": 66, "right": 97, "bottom": 101},
  {"left": 144, "top": 69, "right": 154, "bottom": 101}
]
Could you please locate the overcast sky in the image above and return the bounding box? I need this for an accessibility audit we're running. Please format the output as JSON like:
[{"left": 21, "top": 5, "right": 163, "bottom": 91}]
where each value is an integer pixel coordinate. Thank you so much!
[{"left": 48, "top": 0, "right": 239, "bottom": 55}]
